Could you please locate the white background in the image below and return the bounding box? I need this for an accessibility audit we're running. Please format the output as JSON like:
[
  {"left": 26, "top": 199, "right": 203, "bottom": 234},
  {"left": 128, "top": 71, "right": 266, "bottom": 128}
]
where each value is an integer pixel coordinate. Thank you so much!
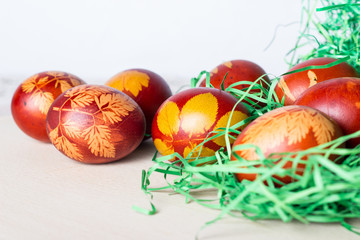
[{"left": 0, "top": 0, "right": 303, "bottom": 115}]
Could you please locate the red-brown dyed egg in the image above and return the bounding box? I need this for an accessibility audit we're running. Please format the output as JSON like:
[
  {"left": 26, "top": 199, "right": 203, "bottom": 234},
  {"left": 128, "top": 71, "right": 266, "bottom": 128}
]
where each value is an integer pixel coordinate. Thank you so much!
[
  {"left": 46, "top": 85, "right": 146, "bottom": 164},
  {"left": 105, "top": 69, "right": 172, "bottom": 138},
  {"left": 231, "top": 105, "right": 344, "bottom": 184},
  {"left": 274, "top": 57, "right": 359, "bottom": 105},
  {"left": 152, "top": 87, "right": 249, "bottom": 160},
  {"left": 11, "top": 71, "right": 86, "bottom": 142},
  {"left": 295, "top": 77, "right": 360, "bottom": 148},
  {"left": 199, "top": 60, "right": 270, "bottom": 106}
]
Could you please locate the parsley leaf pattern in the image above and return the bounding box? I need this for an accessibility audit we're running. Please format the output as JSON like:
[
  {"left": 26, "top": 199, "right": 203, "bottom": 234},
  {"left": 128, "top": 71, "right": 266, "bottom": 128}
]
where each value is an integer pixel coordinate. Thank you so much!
[
  {"left": 48, "top": 85, "right": 136, "bottom": 161},
  {"left": 239, "top": 107, "right": 336, "bottom": 160},
  {"left": 21, "top": 71, "right": 84, "bottom": 114}
]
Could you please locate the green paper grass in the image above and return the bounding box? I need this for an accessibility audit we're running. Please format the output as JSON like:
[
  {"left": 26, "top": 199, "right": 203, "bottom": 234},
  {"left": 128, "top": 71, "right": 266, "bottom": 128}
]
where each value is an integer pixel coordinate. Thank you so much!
[
  {"left": 135, "top": 0, "right": 360, "bottom": 236},
  {"left": 137, "top": 72, "right": 360, "bottom": 235},
  {"left": 287, "top": 0, "right": 360, "bottom": 70}
]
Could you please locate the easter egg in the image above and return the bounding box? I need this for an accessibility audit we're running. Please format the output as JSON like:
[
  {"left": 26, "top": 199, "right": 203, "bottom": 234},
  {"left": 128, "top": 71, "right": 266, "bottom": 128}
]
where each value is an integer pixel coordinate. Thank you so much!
[
  {"left": 199, "top": 59, "right": 270, "bottom": 106},
  {"left": 231, "top": 105, "right": 344, "bottom": 184},
  {"left": 152, "top": 87, "right": 249, "bottom": 161},
  {"left": 105, "top": 68, "right": 172, "bottom": 138},
  {"left": 11, "top": 71, "right": 86, "bottom": 142},
  {"left": 295, "top": 77, "right": 360, "bottom": 148},
  {"left": 46, "top": 85, "right": 146, "bottom": 164},
  {"left": 274, "top": 57, "right": 359, "bottom": 105}
]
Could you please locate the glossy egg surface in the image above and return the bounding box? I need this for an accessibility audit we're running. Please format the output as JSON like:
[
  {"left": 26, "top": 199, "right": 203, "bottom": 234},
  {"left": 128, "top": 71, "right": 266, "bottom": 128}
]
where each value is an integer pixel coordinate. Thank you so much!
[
  {"left": 295, "top": 77, "right": 360, "bottom": 148},
  {"left": 105, "top": 68, "right": 172, "bottom": 137},
  {"left": 46, "top": 85, "right": 146, "bottom": 164},
  {"left": 199, "top": 60, "right": 270, "bottom": 106},
  {"left": 11, "top": 71, "right": 85, "bottom": 142},
  {"left": 152, "top": 87, "right": 249, "bottom": 160},
  {"left": 231, "top": 105, "right": 344, "bottom": 184},
  {"left": 274, "top": 57, "right": 359, "bottom": 105}
]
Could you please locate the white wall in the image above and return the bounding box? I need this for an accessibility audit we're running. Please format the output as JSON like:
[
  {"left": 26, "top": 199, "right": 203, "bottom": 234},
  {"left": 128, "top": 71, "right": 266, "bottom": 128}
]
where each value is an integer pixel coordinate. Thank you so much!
[
  {"left": 0, "top": 0, "right": 302, "bottom": 82},
  {"left": 0, "top": 0, "right": 302, "bottom": 114}
]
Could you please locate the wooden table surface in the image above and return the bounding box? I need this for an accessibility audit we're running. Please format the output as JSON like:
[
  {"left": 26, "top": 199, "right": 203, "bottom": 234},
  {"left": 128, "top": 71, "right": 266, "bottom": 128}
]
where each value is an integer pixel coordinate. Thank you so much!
[{"left": 1, "top": 115, "right": 359, "bottom": 240}]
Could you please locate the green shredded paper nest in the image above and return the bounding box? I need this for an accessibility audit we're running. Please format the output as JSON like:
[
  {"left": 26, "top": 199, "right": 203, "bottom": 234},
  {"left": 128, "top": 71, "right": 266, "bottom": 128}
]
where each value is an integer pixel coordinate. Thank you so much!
[{"left": 134, "top": 0, "right": 360, "bottom": 235}]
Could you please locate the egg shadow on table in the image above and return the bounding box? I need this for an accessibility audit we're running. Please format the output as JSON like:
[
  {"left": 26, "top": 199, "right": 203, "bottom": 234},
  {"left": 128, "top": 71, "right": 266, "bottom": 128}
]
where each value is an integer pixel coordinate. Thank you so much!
[{"left": 107, "top": 138, "right": 157, "bottom": 165}]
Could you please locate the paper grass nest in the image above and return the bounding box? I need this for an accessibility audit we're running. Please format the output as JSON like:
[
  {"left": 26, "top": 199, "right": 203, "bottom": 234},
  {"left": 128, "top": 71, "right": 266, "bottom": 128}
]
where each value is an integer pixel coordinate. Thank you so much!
[{"left": 135, "top": 0, "right": 360, "bottom": 235}]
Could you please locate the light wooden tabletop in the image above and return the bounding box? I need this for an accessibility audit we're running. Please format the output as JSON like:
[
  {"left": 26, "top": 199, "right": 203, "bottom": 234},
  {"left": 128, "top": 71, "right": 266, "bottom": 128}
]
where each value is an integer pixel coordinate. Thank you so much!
[{"left": 1, "top": 115, "right": 359, "bottom": 240}]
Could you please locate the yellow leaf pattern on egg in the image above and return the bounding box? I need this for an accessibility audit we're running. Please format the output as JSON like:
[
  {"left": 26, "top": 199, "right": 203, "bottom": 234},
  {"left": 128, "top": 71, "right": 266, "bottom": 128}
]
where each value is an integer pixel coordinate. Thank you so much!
[
  {"left": 240, "top": 107, "right": 336, "bottom": 160},
  {"left": 57, "top": 136, "right": 84, "bottom": 161},
  {"left": 62, "top": 120, "right": 83, "bottom": 139},
  {"left": 65, "top": 85, "right": 107, "bottom": 98},
  {"left": 21, "top": 74, "right": 54, "bottom": 114},
  {"left": 70, "top": 92, "right": 94, "bottom": 108},
  {"left": 83, "top": 124, "right": 116, "bottom": 158},
  {"left": 311, "top": 113, "right": 336, "bottom": 144},
  {"left": 21, "top": 72, "right": 83, "bottom": 115},
  {"left": 240, "top": 108, "right": 289, "bottom": 160},
  {"left": 56, "top": 80, "right": 73, "bottom": 92},
  {"left": 50, "top": 85, "right": 140, "bottom": 159},
  {"left": 112, "top": 70, "right": 150, "bottom": 97},
  {"left": 49, "top": 126, "right": 83, "bottom": 161},
  {"left": 211, "top": 67, "right": 219, "bottom": 74},
  {"left": 278, "top": 77, "right": 296, "bottom": 102},
  {"left": 307, "top": 70, "right": 317, "bottom": 87},
  {"left": 180, "top": 93, "right": 218, "bottom": 136},
  {"left": 154, "top": 91, "right": 245, "bottom": 159},
  {"left": 95, "top": 93, "right": 136, "bottom": 124},
  {"left": 48, "top": 72, "right": 78, "bottom": 92},
  {"left": 286, "top": 110, "right": 311, "bottom": 145},
  {"left": 212, "top": 110, "right": 248, "bottom": 146},
  {"left": 48, "top": 126, "right": 59, "bottom": 143},
  {"left": 37, "top": 75, "right": 50, "bottom": 85},
  {"left": 157, "top": 101, "right": 180, "bottom": 136},
  {"left": 153, "top": 138, "right": 175, "bottom": 156},
  {"left": 223, "top": 61, "right": 233, "bottom": 69},
  {"left": 183, "top": 143, "right": 215, "bottom": 158},
  {"left": 31, "top": 91, "right": 54, "bottom": 114},
  {"left": 21, "top": 76, "right": 37, "bottom": 93}
]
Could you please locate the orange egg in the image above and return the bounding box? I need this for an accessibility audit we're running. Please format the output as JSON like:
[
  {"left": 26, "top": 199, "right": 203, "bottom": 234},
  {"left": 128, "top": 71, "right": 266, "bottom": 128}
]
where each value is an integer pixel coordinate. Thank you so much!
[
  {"left": 105, "top": 69, "right": 172, "bottom": 138},
  {"left": 152, "top": 87, "right": 249, "bottom": 161},
  {"left": 46, "top": 85, "right": 146, "bottom": 164},
  {"left": 231, "top": 105, "right": 344, "bottom": 185},
  {"left": 11, "top": 71, "right": 86, "bottom": 142}
]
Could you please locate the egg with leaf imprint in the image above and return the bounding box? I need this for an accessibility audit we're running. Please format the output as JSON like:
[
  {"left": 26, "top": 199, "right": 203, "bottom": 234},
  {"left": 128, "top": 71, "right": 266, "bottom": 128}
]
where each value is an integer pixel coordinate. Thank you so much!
[
  {"left": 295, "top": 77, "right": 360, "bottom": 148},
  {"left": 231, "top": 105, "right": 344, "bottom": 185},
  {"left": 199, "top": 59, "right": 270, "bottom": 106},
  {"left": 274, "top": 57, "right": 359, "bottom": 105},
  {"left": 105, "top": 68, "right": 172, "bottom": 139},
  {"left": 152, "top": 87, "right": 249, "bottom": 161},
  {"left": 11, "top": 71, "right": 86, "bottom": 142},
  {"left": 46, "top": 85, "right": 145, "bottom": 164}
]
